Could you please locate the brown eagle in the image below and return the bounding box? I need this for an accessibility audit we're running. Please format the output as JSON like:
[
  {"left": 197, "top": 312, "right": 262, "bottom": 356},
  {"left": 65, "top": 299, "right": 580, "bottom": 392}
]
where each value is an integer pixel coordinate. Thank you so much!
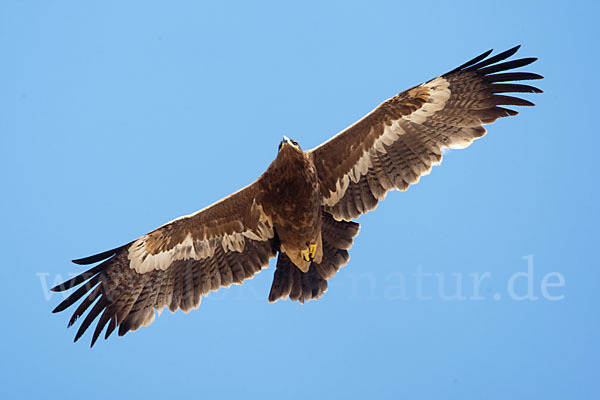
[{"left": 52, "top": 46, "right": 542, "bottom": 346}]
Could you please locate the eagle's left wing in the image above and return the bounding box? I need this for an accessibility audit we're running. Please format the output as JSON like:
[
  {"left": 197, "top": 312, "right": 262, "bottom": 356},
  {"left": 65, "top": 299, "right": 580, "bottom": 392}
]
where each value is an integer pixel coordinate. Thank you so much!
[
  {"left": 310, "top": 46, "right": 542, "bottom": 221},
  {"left": 51, "top": 181, "right": 277, "bottom": 346}
]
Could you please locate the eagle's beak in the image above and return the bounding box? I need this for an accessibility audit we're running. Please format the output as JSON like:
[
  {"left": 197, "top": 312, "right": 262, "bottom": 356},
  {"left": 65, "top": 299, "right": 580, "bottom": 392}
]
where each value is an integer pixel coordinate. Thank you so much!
[
  {"left": 279, "top": 135, "right": 299, "bottom": 152},
  {"left": 280, "top": 135, "right": 292, "bottom": 149}
]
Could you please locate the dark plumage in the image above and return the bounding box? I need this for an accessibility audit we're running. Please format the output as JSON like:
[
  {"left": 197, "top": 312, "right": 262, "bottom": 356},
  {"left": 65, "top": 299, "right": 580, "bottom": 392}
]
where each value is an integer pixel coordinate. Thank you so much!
[{"left": 52, "top": 46, "right": 542, "bottom": 346}]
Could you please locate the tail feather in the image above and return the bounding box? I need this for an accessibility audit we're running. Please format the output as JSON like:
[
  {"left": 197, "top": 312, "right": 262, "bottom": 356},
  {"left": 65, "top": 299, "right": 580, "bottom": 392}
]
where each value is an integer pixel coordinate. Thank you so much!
[{"left": 268, "top": 212, "right": 360, "bottom": 303}]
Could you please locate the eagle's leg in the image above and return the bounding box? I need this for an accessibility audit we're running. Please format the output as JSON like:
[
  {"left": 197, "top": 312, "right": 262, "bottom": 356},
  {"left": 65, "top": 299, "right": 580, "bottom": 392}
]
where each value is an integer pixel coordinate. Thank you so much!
[
  {"left": 300, "top": 240, "right": 321, "bottom": 262},
  {"left": 300, "top": 245, "right": 316, "bottom": 262},
  {"left": 309, "top": 243, "right": 317, "bottom": 258},
  {"left": 282, "top": 233, "right": 323, "bottom": 271},
  {"left": 300, "top": 248, "right": 310, "bottom": 262}
]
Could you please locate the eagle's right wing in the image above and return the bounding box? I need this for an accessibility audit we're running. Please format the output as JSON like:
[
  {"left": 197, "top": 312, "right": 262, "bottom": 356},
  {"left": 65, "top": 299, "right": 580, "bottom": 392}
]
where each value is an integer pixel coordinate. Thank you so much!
[{"left": 310, "top": 46, "right": 542, "bottom": 221}]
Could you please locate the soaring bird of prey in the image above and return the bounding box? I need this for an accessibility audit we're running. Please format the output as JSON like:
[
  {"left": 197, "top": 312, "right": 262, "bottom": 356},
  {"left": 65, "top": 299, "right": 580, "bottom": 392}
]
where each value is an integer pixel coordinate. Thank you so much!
[{"left": 52, "top": 46, "right": 542, "bottom": 346}]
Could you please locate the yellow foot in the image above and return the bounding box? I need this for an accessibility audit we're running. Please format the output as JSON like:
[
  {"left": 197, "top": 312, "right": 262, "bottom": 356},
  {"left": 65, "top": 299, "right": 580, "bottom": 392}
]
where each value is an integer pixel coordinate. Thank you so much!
[
  {"left": 301, "top": 249, "right": 311, "bottom": 262},
  {"left": 308, "top": 244, "right": 317, "bottom": 259},
  {"left": 301, "top": 244, "right": 318, "bottom": 262}
]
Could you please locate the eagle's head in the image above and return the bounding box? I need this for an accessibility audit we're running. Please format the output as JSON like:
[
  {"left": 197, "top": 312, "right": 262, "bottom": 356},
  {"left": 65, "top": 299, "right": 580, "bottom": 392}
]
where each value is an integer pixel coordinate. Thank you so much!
[
  {"left": 273, "top": 136, "right": 307, "bottom": 172},
  {"left": 278, "top": 136, "right": 302, "bottom": 154}
]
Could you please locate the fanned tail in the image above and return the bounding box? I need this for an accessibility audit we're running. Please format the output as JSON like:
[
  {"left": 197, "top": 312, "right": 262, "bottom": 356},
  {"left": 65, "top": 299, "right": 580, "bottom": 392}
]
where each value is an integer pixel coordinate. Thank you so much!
[{"left": 268, "top": 212, "right": 360, "bottom": 303}]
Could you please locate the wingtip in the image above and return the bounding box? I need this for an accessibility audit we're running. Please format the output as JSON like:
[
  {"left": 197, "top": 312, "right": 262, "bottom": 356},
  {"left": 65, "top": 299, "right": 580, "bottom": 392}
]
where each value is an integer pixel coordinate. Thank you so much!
[
  {"left": 52, "top": 299, "right": 71, "bottom": 314},
  {"left": 503, "top": 44, "right": 522, "bottom": 57},
  {"left": 67, "top": 315, "right": 79, "bottom": 328},
  {"left": 74, "top": 325, "right": 86, "bottom": 343}
]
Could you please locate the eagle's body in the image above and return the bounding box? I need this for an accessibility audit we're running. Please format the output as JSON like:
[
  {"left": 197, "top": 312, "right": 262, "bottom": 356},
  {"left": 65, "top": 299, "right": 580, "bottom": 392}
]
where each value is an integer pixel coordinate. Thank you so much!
[
  {"left": 52, "top": 46, "right": 542, "bottom": 346},
  {"left": 260, "top": 140, "right": 323, "bottom": 271}
]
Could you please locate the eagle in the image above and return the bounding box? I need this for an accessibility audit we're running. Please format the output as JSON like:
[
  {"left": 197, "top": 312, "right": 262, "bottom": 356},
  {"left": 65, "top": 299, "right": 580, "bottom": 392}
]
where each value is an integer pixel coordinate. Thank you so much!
[{"left": 52, "top": 46, "right": 542, "bottom": 346}]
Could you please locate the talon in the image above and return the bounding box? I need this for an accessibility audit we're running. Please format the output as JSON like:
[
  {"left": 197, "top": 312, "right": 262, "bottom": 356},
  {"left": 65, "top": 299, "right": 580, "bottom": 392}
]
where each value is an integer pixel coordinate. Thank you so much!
[
  {"left": 308, "top": 244, "right": 316, "bottom": 259},
  {"left": 300, "top": 244, "right": 317, "bottom": 262},
  {"left": 301, "top": 249, "right": 311, "bottom": 262}
]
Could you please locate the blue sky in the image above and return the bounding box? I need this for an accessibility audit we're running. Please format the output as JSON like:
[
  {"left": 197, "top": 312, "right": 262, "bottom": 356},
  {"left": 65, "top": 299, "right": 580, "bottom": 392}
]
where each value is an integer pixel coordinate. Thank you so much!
[{"left": 1, "top": 1, "right": 598, "bottom": 399}]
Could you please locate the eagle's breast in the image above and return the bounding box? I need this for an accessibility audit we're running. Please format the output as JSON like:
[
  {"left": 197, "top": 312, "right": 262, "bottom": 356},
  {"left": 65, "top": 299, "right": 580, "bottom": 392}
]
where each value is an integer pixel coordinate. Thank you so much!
[{"left": 260, "top": 147, "right": 321, "bottom": 252}]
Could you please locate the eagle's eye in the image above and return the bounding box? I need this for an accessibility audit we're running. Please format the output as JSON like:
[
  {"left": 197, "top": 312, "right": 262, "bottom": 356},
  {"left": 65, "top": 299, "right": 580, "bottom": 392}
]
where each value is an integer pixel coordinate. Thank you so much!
[{"left": 291, "top": 140, "right": 299, "bottom": 147}]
